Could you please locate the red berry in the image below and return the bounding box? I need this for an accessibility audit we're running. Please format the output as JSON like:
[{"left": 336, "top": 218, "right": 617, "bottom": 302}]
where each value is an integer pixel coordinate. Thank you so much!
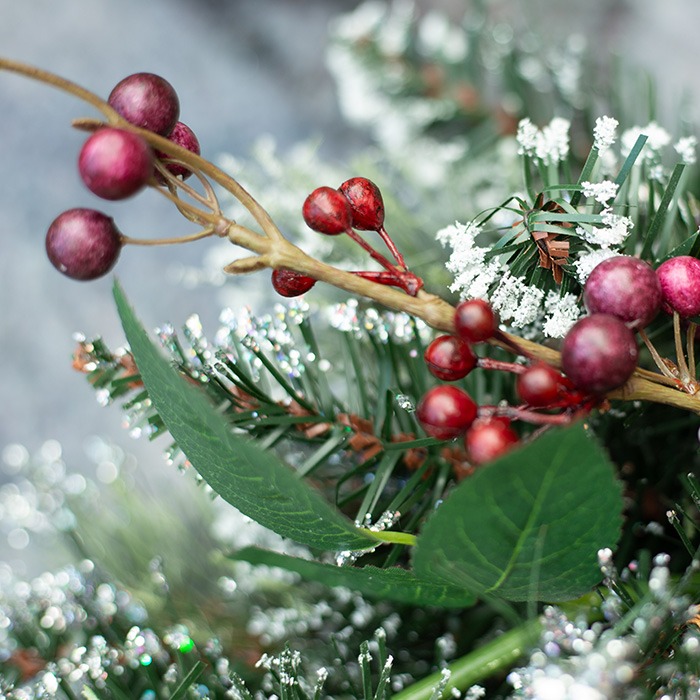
[
  {"left": 78, "top": 128, "right": 154, "bottom": 200},
  {"left": 424, "top": 335, "right": 477, "bottom": 381},
  {"left": 465, "top": 418, "right": 519, "bottom": 465},
  {"left": 416, "top": 385, "right": 477, "bottom": 440},
  {"left": 46, "top": 208, "right": 122, "bottom": 280},
  {"left": 338, "top": 177, "right": 385, "bottom": 231},
  {"left": 271, "top": 269, "right": 316, "bottom": 297},
  {"left": 561, "top": 314, "right": 638, "bottom": 394},
  {"left": 108, "top": 72, "right": 180, "bottom": 136},
  {"left": 656, "top": 255, "right": 700, "bottom": 318},
  {"left": 584, "top": 255, "right": 661, "bottom": 329},
  {"left": 454, "top": 299, "right": 498, "bottom": 343},
  {"left": 302, "top": 187, "right": 353, "bottom": 235},
  {"left": 516, "top": 362, "right": 563, "bottom": 407},
  {"left": 155, "top": 121, "right": 200, "bottom": 182}
]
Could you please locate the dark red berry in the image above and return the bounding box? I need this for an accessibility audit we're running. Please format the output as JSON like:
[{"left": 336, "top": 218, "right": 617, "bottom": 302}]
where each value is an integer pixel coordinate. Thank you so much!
[
  {"left": 656, "top": 255, "right": 700, "bottom": 318},
  {"left": 78, "top": 128, "right": 154, "bottom": 200},
  {"left": 584, "top": 255, "right": 661, "bottom": 329},
  {"left": 516, "top": 362, "right": 563, "bottom": 407},
  {"left": 424, "top": 335, "right": 477, "bottom": 381},
  {"left": 561, "top": 314, "right": 638, "bottom": 394},
  {"left": 465, "top": 418, "right": 519, "bottom": 465},
  {"left": 416, "top": 385, "right": 477, "bottom": 440},
  {"left": 338, "top": 177, "right": 385, "bottom": 231},
  {"left": 155, "top": 121, "right": 200, "bottom": 182},
  {"left": 46, "top": 208, "right": 122, "bottom": 281},
  {"left": 271, "top": 269, "right": 316, "bottom": 297},
  {"left": 454, "top": 299, "right": 498, "bottom": 343},
  {"left": 302, "top": 187, "right": 353, "bottom": 235},
  {"left": 108, "top": 72, "right": 180, "bottom": 136}
]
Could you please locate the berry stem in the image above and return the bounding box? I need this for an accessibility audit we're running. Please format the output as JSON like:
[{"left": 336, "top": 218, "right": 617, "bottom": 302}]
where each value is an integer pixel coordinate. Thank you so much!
[
  {"left": 476, "top": 357, "right": 526, "bottom": 374},
  {"left": 479, "top": 404, "right": 583, "bottom": 426},
  {"left": 345, "top": 228, "right": 402, "bottom": 273},
  {"left": 154, "top": 162, "right": 221, "bottom": 214},
  {"left": 378, "top": 225, "right": 408, "bottom": 269},
  {"left": 673, "top": 311, "right": 692, "bottom": 384},
  {"left": 688, "top": 322, "right": 697, "bottom": 380},
  {"left": 344, "top": 229, "right": 422, "bottom": 296},
  {"left": 121, "top": 227, "right": 215, "bottom": 246},
  {"left": 637, "top": 328, "right": 682, "bottom": 384}
]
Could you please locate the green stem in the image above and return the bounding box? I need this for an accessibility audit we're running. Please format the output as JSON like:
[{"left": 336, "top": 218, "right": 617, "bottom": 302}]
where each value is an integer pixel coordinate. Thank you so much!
[
  {"left": 358, "top": 528, "right": 417, "bottom": 547},
  {"left": 393, "top": 618, "right": 541, "bottom": 700}
]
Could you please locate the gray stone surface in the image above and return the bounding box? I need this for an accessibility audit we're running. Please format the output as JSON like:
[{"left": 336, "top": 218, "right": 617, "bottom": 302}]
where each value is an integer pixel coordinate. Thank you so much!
[{"left": 0, "top": 0, "right": 360, "bottom": 474}]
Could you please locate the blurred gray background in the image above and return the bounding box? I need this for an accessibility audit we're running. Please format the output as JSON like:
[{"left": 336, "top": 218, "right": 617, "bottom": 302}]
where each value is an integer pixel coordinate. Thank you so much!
[{"left": 1, "top": 0, "right": 699, "bottom": 491}]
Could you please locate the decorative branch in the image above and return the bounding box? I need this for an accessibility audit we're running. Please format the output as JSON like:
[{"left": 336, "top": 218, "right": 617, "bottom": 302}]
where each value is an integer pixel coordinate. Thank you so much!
[{"left": 2, "top": 55, "right": 699, "bottom": 416}]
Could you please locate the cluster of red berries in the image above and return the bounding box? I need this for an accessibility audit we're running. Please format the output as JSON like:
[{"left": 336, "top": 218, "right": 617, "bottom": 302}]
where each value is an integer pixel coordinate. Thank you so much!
[
  {"left": 271, "top": 177, "right": 423, "bottom": 298},
  {"left": 414, "top": 252, "right": 700, "bottom": 466},
  {"left": 416, "top": 299, "right": 581, "bottom": 466},
  {"left": 45, "top": 73, "right": 201, "bottom": 281}
]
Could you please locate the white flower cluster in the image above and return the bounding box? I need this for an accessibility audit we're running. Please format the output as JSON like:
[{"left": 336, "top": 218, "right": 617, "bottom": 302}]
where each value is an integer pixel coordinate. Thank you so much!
[
  {"left": 573, "top": 248, "right": 618, "bottom": 284},
  {"left": 576, "top": 209, "right": 634, "bottom": 250},
  {"left": 542, "top": 291, "right": 581, "bottom": 338},
  {"left": 621, "top": 121, "right": 672, "bottom": 160},
  {"left": 490, "top": 272, "right": 545, "bottom": 329},
  {"left": 438, "top": 220, "right": 505, "bottom": 301},
  {"left": 675, "top": 135, "right": 698, "bottom": 165},
  {"left": 516, "top": 117, "right": 571, "bottom": 165},
  {"left": 593, "top": 115, "right": 618, "bottom": 152},
  {"left": 581, "top": 179, "right": 618, "bottom": 205}
]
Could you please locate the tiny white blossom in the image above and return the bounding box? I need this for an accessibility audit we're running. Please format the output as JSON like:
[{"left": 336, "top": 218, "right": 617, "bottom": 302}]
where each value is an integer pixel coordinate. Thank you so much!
[
  {"left": 512, "top": 285, "right": 545, "bottom": 327},
  {"left": 621, "top": 122, "right": 671, "bottom": 159},
  {"left": 581, "top": 180, "right": 619, "bottom": 205},
  {"left": 516, "top": 118, "right": 540, "bottom": 157},
  {"left": 577, "top": 209, "right": 633, "bottom": 247},
  {"left": 542, "top": 291, "right": 581, "bottom": 338},
  {"left": 674, "top": 135, "right": 698, "bottom": 165},
  {"left": 439, "top": 220, "right": 505, "bottom": 300},
  {"left": 517, "top": 117, "right": 571, "bottom": 164},
  {"left": 490, "top": 273, "right": 544, "bottom": 328},
  {"left": 593, "top": 115, "right": 618, "bottom": 152},
  {"left": 573, "top": 248, "right": 618, "bottom": 283},
  {"left": 538, "top": 117, "right": 571, "bottom": 164}
]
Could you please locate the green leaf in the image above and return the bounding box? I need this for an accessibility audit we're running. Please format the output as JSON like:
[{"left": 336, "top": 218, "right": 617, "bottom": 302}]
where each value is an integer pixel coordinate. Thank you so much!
[
  {"left": 232, "top": 546, "right": 476, "bottom": 608},
  {"left": 641, "top": 162, "right": 687, "bottom": 258},
  {"left": 114, "top": 281, "right": 374, "bottom": 552},
  {"left": 412, "top": 424, "right": 623, "bottom": 602}
]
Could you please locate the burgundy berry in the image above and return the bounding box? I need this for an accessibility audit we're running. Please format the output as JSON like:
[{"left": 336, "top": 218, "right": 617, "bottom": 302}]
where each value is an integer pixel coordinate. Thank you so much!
[
  {"left": 155, "top": 121, "right": 200, "bottom": 182},
  {"left": 465, "top": 418, "right": 519, "bottom": 465},
  {"left": 338, "top": 177, "right": 385, "bottom": 231},
  {"left": 302, "top": 186, "right": 353, "bottom": 235},
  {"left": 108, "top": 72, "right": 180, "bottom": 136},
  {"left": 46, "top": 208, "right": 122, "bottom": 281},
  {"left": 656, "top": 255, "right": 700, "bottom": 318},
  {"left": 561, "top": 314, "right": 638, "bottom": 394},
  {"left": 584, "top": 255, "right": 661, "bottom": 329},
  {"left": 271, "top": 269, "right": 316, "bottom": 297},
  {"left": 416, "top": 385, "right": 477, "bottom": 440},
  {"left": 424, "top": 335, "right": 477, "bottom": 381},
  {"left": 454, "top": 299, "right": 498, "bottom": 343},
  {"left": 516, "top": 362, "right": 564, "bottom": 407},
  {"left": 78, "top": 128, "right": 154, "bottom": 200}
]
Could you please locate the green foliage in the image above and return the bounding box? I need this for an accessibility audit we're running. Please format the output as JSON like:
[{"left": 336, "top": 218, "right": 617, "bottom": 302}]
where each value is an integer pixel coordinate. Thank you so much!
[
  {"left": 413, "top": 424, "right": 624, "bottom": 602},
  {"left": 114, "top": 280, "right": 374, "bottom": 552},
  {"left": 232, "top": 546, "right": 476, "bottom": 608}
]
